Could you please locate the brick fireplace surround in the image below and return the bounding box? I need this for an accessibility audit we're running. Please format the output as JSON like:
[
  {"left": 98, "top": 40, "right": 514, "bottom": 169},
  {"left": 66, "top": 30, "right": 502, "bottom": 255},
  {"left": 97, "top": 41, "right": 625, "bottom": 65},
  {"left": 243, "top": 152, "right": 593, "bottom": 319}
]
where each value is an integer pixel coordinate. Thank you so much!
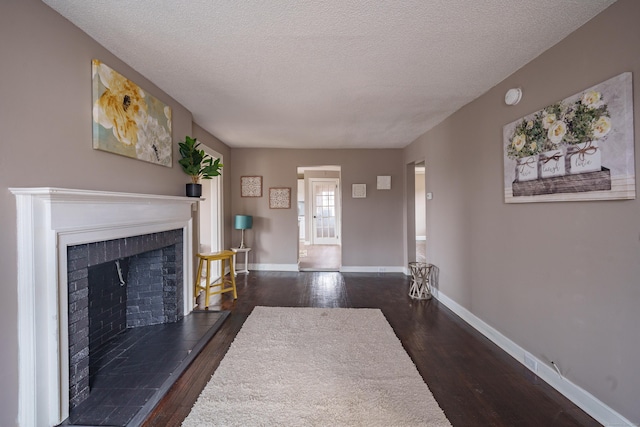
[
  {"left": 67, "top": 229, "right": 183, "bottom": 410},
  {"left": 10, "top": 188, "right": 197, "bottom": 427}
]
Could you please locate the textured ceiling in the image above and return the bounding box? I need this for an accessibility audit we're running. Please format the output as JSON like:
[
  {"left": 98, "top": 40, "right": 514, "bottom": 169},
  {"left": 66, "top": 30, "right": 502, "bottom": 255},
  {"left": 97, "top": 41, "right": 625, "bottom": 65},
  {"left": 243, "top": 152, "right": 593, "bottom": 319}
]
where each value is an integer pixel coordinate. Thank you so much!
[{"left": 43, "top": 0, "right": 616, "bottom": 149}]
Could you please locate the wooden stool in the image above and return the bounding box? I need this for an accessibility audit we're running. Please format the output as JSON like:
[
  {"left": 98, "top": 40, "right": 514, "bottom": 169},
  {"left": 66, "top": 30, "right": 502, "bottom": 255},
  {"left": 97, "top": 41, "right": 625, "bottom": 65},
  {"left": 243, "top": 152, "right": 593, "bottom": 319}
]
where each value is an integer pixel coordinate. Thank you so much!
[
  {"left": 194, "top": 250, "right": 237, "bottom": 308},
  {"left": 408, "top": 262, "right": 432, "bottom": 300}
]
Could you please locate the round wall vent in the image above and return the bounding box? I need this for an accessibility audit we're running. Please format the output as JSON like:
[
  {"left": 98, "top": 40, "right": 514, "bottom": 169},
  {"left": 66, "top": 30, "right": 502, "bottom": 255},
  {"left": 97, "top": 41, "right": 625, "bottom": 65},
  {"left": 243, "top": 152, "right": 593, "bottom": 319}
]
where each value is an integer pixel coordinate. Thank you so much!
[{"left": 505, "top": 88, "right": 522, "bottom": 105}]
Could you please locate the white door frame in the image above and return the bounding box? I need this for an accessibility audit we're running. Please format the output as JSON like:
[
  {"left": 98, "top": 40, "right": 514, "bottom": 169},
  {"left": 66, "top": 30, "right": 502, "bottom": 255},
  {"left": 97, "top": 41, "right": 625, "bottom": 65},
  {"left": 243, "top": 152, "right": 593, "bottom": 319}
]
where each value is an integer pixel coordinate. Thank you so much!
[{"left": 198, "top": 147, "right": 224, "bottom": 276}]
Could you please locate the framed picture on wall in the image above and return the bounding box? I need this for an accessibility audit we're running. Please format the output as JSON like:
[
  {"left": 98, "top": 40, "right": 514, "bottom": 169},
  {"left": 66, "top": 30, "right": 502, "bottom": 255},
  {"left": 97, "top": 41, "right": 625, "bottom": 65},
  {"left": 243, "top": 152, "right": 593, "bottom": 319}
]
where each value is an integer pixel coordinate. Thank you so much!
[
  {"left": 503, "top": 72, "right": 635, "bottom": 203},
  {"left": 92, "top": 59, "right": 172, "bottom": 167},
  {"left": 377, "top": 176, "right": 391, "bottom": 190},
  {"left": 241, "top": 176, "right": 262, "bottom": 197},
  {"left": 352, "top": 183, "right": 366, "bottom": 198},
  {"left": 269, "top": 187, "right": 291, "bottom": 209}
]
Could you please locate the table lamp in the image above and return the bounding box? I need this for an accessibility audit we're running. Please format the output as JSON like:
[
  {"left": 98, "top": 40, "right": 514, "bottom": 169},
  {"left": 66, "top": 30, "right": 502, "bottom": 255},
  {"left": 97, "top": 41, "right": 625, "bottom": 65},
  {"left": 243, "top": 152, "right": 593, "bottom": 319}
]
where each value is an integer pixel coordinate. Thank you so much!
[{"left": 234, "top": 215, "right": 253, "bottom": 249}]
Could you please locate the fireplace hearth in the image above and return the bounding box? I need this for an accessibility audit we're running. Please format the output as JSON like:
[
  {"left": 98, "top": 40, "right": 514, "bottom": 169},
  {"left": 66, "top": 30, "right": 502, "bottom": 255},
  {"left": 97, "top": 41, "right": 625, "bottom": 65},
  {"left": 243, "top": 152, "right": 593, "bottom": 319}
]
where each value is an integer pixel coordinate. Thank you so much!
[{"left": 61, "top": 310, "right": 228, "bottom": 427}]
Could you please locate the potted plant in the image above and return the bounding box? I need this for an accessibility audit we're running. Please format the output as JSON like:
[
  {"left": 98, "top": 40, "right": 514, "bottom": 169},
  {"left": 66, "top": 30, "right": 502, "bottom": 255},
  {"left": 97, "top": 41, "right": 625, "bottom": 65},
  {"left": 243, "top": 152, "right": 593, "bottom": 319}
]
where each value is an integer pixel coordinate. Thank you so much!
[{"left": 178, "top": 136, "right": 223, "bottom": 197}]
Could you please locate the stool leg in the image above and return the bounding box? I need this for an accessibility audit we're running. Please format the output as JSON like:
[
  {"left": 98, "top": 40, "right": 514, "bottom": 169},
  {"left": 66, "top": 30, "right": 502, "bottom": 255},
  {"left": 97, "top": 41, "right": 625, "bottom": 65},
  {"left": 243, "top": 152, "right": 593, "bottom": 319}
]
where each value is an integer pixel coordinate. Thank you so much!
[
  {"left": 204, "top": 259, "right": 211, "bottom": 309},
  {"left": 195, "top": 257, "right": 204, "bottom": 308},
  {"left": 229, "top": 256, "right": 237, "bottom": 299},
  {"left": 218, "top": 257, "right": 226, "bottom": 296}
]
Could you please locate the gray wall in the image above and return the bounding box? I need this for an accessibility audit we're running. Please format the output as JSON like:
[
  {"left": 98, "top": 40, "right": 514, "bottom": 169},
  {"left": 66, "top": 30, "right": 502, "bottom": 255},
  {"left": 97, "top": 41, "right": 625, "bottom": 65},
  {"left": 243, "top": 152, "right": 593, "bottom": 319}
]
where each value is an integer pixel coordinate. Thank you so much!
[
  {"left": 0, "top": 1, "right": 229, "bottom": 424},
  {"left": 231, "top": 148, "right": 404, "bottom": 268},
  {"left": 404, "top": 0, "right": 640, "bottom": 422}
]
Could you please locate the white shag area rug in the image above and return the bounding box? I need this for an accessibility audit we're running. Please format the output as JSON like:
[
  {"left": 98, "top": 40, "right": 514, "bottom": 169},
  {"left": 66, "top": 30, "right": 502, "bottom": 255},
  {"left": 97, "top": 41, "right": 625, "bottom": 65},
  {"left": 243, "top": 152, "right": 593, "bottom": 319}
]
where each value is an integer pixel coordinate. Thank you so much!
[{"left": 183, "top": 306, "right": 451, "bottom": 426}]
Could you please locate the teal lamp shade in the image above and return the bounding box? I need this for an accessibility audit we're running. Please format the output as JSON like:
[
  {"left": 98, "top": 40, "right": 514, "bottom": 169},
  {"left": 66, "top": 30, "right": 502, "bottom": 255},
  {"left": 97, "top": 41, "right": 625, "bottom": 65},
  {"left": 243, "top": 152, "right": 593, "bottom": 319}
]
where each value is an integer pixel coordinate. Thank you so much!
[
  {"left": 234, "top": 215, "right": 253, "bottom": 248},
  {"left": 234, "top": 215, "right": 253, "bottom": 230}
]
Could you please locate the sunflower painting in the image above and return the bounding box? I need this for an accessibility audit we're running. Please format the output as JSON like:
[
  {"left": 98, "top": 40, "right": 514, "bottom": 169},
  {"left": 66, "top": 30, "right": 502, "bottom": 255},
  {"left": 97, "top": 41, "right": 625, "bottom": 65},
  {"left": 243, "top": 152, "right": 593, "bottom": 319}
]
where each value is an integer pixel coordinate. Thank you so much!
[{"left": 92, "top": 59, "right": 172, "bottom": 167}]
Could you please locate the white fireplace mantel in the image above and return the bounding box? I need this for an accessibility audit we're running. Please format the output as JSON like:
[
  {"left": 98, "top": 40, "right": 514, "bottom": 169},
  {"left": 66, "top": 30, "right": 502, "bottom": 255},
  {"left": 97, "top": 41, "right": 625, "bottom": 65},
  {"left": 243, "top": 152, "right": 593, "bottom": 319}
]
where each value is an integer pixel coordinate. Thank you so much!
[{"left": 10, "top": 187, "right": 198, "bottom": 427}]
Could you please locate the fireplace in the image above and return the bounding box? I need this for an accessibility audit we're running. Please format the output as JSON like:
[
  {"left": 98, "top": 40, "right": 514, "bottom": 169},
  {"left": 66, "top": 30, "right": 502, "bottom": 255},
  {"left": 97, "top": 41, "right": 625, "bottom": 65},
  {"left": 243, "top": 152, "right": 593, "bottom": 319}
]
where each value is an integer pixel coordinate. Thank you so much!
[{"left": 10, "top": 188, "right": 197, "bottom": 427}]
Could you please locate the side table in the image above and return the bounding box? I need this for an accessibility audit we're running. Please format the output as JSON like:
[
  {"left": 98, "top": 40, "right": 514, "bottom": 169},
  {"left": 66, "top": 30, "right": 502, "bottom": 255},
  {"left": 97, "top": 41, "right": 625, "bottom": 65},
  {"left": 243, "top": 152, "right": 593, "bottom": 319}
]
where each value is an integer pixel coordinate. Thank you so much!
[
  {"left": 408, "top": 262, "right": 432, "bottom": 300},
  {"left": 231, "top": 247, "right": 251, "bottom": 275}
]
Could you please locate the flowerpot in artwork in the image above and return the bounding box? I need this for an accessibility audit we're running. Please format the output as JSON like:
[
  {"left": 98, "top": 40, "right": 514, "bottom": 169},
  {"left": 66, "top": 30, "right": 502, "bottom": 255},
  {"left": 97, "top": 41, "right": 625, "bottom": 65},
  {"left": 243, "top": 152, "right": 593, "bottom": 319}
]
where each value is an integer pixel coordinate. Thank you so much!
[
  {"left": 539, "top": 149, "right": 566, "bottom": 179},
  {"left": 186, "top": 183, "right": 202, "bottom": 197},
  {"left": 515, "top": 155, "right": 539, "bottom": 182},
  {"left": 566, "top": 141, "right": 601, "bottom": 174}
]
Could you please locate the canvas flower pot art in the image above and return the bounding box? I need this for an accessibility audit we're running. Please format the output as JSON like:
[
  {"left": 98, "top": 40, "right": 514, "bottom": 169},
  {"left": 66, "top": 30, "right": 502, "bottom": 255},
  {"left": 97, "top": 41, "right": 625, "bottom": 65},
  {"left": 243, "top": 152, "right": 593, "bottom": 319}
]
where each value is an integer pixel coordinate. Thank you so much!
[{"left": 502, "top": 72, "right": 634, "bottom": 203}]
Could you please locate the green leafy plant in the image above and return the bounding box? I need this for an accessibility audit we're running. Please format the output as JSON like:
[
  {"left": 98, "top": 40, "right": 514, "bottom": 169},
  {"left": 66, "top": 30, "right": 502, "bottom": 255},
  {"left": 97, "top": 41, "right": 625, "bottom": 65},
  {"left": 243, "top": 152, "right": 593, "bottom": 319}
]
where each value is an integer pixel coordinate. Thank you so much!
[{"left": 178, "top": 136, "right": 223, "bottom": 183}]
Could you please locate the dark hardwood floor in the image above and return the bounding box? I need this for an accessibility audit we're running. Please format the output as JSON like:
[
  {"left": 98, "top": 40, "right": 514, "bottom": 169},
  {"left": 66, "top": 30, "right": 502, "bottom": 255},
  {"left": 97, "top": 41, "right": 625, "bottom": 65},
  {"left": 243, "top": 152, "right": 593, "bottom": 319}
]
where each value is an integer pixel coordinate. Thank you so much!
[{"left": 143, "top": 271, "right": 601, "bottom": 427}]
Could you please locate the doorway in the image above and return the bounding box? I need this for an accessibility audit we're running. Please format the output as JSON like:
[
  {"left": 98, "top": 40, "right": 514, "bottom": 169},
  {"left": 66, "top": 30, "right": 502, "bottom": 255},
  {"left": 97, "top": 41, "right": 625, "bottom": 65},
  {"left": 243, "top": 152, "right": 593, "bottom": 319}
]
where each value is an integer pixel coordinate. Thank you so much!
[
  {"left": 310, "top": 178, "right": 340, "bottom": 245},
  {"left": 406, "top": 161, "right": 426, "bottom": 264},
  {"left": 297, "top": 166, "right": 342, "bottom": 271},
  {"left": 198, "top": 148, "right": 224, "bottom": 279},
  {"left": 415, "top": 162, "right": 426, "bottom": 262}
]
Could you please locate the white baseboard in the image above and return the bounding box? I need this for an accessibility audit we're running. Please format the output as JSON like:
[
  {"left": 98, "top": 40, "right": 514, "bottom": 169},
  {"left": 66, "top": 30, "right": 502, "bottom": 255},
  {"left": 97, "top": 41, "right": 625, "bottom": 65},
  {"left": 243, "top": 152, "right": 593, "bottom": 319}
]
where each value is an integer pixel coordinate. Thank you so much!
[
  {"left": 251, "top": 264, "right": 405, "bottom": 273},
  {"left": 435, "top": 291, "right": 634, "bottom": 427},
  {"left": 339, "top": 266, "right": 405, "bottom": 273}
]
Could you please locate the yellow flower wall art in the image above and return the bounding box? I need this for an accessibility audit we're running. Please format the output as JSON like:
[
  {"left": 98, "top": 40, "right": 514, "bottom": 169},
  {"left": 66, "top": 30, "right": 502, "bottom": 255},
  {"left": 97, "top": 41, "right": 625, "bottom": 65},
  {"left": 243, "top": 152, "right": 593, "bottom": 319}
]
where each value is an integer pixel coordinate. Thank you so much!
[{"left": 92, "top": 59, "right": 172, "bottom": 167}]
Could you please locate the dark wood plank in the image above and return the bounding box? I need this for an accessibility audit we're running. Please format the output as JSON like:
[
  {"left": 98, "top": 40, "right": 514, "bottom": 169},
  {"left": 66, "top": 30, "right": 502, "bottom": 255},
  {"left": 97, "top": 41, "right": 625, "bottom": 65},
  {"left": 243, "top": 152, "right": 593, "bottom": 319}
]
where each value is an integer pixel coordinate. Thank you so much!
[{"left": 143, "top": 272, "right": 601, "bottom": 427}]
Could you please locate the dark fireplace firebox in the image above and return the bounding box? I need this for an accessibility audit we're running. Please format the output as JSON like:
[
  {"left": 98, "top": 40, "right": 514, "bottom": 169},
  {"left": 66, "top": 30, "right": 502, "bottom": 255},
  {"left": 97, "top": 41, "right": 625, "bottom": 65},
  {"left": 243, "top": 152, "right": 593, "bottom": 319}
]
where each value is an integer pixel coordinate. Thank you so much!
[{"left": 67, "top": 229, "right": 183, "bottom": 410}]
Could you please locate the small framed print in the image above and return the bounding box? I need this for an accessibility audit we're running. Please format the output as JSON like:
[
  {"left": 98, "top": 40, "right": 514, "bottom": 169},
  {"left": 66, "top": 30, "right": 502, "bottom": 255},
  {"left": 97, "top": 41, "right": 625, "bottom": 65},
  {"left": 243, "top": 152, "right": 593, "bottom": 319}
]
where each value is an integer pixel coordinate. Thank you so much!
[
  {"left": 352, "top": 183, "right": 366, "bottom": 198},
  {"left": 269, "top": 187, "right": 291, "bottom": 209},
  {"left": 241, "top": 176, "right": 262, "bottom": 197},
  {"left": 377, "top": 175, "right": 391, "bottom": 190}
]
